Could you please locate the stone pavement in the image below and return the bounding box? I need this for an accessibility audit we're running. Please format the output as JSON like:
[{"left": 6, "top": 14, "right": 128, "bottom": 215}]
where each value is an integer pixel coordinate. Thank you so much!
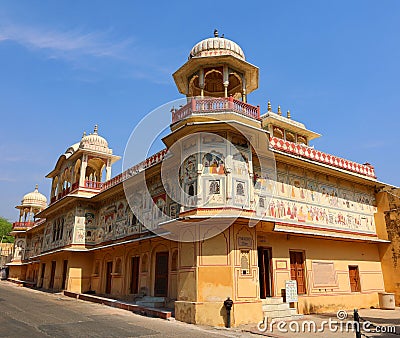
[
  {"left": 1, "top": 281, "right": 399, "bottom": 337},
  {"left": 236, "top": 308, "right": 400, "bottom": 337},
  {"left": 0, "top": 281, "right": 251, "bottom": 337}
]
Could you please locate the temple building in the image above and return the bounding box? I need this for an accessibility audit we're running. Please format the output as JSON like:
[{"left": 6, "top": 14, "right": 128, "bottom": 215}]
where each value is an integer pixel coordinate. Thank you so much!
[{"left": 8, "top": 31, "right": 398, "bottom": 326}]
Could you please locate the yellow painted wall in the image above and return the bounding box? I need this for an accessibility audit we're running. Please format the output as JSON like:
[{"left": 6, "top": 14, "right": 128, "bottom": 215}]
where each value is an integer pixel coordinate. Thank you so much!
[
  {"left": 256, "top": 231, "right": 384, "bottom": 313},
  {"left": 377, "top": 191, "right": 400, "bottom": 305}
]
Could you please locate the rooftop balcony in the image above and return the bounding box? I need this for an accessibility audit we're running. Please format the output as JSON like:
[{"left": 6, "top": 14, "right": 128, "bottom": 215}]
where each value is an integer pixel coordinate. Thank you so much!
[
  {"left": 12, "top": 222, "right": 35, "bottom": 230},
  {"left": 50, "top": 180, "right": 103, "bottom": 204},
  {"left": 269, "top": 136, "right": 376, "bottom": 178},
  {"left": 171, "top": 97, "right": 260, "bottom": 124}
]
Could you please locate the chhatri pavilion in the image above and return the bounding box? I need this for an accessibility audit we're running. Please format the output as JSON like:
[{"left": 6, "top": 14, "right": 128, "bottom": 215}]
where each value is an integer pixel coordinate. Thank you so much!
[{"left": 8, "top": 30, "right": 398, "bottom": 326}]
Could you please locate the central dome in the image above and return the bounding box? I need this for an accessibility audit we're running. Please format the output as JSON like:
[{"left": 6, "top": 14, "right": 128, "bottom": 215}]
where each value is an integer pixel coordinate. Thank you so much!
[
  {"left": 189, "top": 30, "right": 245, "bottom": 60},
  {"left": 79, "top": 125, "right": 109, "bottom": 152},
  {"left": 21, "top": 185, "right": 47, "bottom": 208}
]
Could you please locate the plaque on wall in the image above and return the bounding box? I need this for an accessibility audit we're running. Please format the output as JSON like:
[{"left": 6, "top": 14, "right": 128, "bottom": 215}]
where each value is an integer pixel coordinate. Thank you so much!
[
  {"left": 238, "top": 236, "right": 252, "bottom": 247},
  {"left": 312, "top": 261, "right": 337, "bottom": 286}
]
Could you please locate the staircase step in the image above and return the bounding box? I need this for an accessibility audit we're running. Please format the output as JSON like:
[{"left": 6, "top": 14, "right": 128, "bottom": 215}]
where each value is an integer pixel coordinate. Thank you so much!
[
  {"left": 268, "top": 314, "right": 304, "bottom": 322},
  {"left": 263, "top": 309, "right": 293, "bottom": 318},
  {"left": 135, "top": 301, "right": 165, "bottom": 308},
  {"left": 261, "top": 297, "right": 284, "bottom": 305},
  {"left": 141, "top": 296, "right": 166, "bottom": 302},
  {"left": 262, "top": 303, "right": 290, "bottom": 311}
]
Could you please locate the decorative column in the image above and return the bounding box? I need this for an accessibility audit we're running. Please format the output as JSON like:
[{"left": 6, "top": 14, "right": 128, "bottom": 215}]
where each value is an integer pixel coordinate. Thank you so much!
[
  {"left": 79, "top": 154, "right": 88, "bottom": 187},
  {"left": 199, "top": 68, "right": 205, "bottom": 98},
  {"left": 57, "top": 176, "right": 63, "bottom": 197},
  {"left": 248, "top": 153, "right": 255, "bottom": 208},
  {"left": 196, "top": 134, "right": 202, "bottom": 207},
  {"left": 105, "top": 158, "right": 112, "bottom": 181},
  {"left": 223, "top": 65, "right": 229, "bottom": 98},
  {"left": 28, "top": 206, "right": 33, "bottom": 222},
  {"left": 242, "top": 76, "right": 247, "bottom": 103}
]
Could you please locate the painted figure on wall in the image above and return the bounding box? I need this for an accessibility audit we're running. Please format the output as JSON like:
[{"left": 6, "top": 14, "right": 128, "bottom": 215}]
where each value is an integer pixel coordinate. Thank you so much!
[{"left": 203, "top": 152, "right": 225, "bottom": 175}]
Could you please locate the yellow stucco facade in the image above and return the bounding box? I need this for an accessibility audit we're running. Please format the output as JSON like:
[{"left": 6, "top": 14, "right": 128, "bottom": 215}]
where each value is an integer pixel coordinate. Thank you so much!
[{"left": 8, "top": 31, "right": 398, "bottom": 327}]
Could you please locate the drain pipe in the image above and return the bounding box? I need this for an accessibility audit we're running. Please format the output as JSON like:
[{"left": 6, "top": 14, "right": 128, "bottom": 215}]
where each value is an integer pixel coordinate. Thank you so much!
[{"left": 223, "top": 297, "right": 234, "bottom": 328}]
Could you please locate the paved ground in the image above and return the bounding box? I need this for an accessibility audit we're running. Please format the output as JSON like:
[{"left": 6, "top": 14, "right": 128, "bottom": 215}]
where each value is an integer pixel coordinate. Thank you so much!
[
  {"left": 0, "top": 281, "right": 248, "bottom": 338},
  {"left": 1, "top": 281, "right": 399, "bottom": 338},
  {"left": 240, "top": 308, "right": 400, "bottom": 337}
]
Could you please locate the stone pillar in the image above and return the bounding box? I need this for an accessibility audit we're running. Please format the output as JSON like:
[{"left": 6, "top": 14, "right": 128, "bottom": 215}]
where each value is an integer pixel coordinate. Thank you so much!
[
  {"left": 79, "top": 155, "right": 88, "bottom": 187},
  {"left": 248, "top": 153, "right": 255, "bottom": 208},
  {"left": 196, "top": 135, "right": 202, "bottom": 206},
  {"left": 223, "top": 65, "right": 229, "bottom": 98},
  {"left": 242, "top": 76, "right": 247, "bottom": 103},
  {"left": 28, "top": 207, "right": 33, "bottom": 222},
  {"left": 199, "top": 68, "right": 205, "bottom": 98},
  {"left": 105, "top": 158, "right": 112, "bottom": 181},
  {"left": 57, "top": 175, "right": 63, "bottom": 197}
]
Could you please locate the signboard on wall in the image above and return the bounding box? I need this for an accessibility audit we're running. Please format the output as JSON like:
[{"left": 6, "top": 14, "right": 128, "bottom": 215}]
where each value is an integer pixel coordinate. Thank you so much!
[
  {"left": 312, "top": 261, "right": 336, "bottom": 286},
  {"left": 285, "top": 280, "right": 298, "bottom": 303},
  {"left": 237, "top": 236, "right": 252, "bottom": 247}
]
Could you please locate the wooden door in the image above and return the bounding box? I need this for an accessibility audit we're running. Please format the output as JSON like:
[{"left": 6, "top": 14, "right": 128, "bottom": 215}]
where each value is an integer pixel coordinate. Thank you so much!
[
  {"left": 105, "top": 261, "right": 113, "bottom": 294},
  {"left": 290, "top": 251, "right": 306, "bottom": 294},
  {"left": 154, "top": 252, "right": 169, "bottom": 297},
  {"left": 61, "top": 260, "right": 68, "bottom": 290},
  {"left": 49, "top": 261, "right": 56, "bottom": 289},
  {"left": 349, "top": 266, "right": 360, "bottom": 292},
  {"left": 258, "top": 248, "right": 273, "bottom": 298},
  {"left": 130, "top": 257, "right": 140, "bottom": 294}
]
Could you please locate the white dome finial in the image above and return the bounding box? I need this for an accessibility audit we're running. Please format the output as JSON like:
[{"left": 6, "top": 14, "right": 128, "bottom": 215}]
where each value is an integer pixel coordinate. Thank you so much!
[{"left": 189, "top": 34, "right": 245, "bottom": 60}]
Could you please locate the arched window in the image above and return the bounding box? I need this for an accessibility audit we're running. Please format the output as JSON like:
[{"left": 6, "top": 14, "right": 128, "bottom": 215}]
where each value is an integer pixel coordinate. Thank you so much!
[
  {"left": 297, "top": 135, "right": 307, "bottom": 145},
  {"left": 73, "top": 159, "right": 81, "bottom": 184},
  {"left": 204, "top": 69, "right": 224, "bottom": 96},
  {"left": 60, "top": 218, "right": 64, "bottom": 240},
  {"left": 188, "top": 184, "right": 195, "bottom": 196},
  {"left": 286, "top": 131, "right": 296, "bottom": 143},
  {"left": 273, "top": 127, "right": 284, "bottom": 139}
]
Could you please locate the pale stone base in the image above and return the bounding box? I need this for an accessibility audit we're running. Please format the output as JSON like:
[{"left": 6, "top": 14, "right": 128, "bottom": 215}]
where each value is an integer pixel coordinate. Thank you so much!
[
  {"left": 298, "top": 292, "right": 380, "bottom": 314},
  {"left": 175, "top": 300, "right": 263, "bottom": 327}
]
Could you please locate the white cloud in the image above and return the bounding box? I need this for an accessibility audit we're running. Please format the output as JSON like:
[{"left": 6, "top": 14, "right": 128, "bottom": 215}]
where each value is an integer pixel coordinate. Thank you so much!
[
  {"left": 0, "top": 21, "right": 175, "bottom": 84},
  {"left": 0, "top": 22, "right": 133, "bottom": 59}
]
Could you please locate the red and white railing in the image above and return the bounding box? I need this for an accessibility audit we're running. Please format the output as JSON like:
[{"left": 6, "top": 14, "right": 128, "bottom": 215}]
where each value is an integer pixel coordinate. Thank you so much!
[{"left": 171, "top": 97, "right": 260, "bottom": 124}]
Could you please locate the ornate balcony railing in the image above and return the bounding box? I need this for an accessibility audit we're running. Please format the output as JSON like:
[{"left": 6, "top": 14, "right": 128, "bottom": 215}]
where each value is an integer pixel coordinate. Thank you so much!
[
  {"left": 12, "top": 222, "right": 35, "bottom": 230},
  {"left": 101, "top": 149, "right": 168, "bottom": 192},
  {"left": 269, "top": 137, "right": 376, "bottom": 178},
  {"left": 84, "top": 180, "right": 103, "bottom": 189},
  {"left": 71, "top": 182, "right": 79, "bottom": 191},
  {"left": 171, "top": 97, "right": 260, "bottom": 124}
]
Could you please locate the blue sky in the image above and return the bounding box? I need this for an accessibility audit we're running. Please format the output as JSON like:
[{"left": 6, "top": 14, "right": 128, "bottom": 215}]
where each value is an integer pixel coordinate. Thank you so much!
[{"left": 0, "top": 0, "right": 399, "bottom": 220}]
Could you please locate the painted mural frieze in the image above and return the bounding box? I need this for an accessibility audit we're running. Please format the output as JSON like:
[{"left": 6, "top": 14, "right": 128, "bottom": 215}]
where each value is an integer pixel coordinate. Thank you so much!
[{"left": 255, "top": 169, "right": 377, "bottom": 233}]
